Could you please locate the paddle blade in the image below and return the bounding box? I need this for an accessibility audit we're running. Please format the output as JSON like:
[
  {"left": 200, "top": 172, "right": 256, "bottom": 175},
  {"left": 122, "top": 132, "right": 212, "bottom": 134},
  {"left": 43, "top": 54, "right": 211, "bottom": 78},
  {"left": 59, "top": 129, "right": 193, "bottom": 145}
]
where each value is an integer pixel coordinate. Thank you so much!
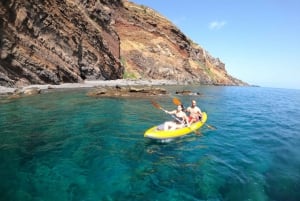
[
  {"left": 206, "top": 124, "right": 216, "bottom": 130},
  {"left": 151, "top": 101, "right": 161, "bottom": 109},
  {"left": 173, "top": 98, "right": 182, "bottom": 106},
  {"left": 195, "top": 130, "right": 202, "bottom": 135}
]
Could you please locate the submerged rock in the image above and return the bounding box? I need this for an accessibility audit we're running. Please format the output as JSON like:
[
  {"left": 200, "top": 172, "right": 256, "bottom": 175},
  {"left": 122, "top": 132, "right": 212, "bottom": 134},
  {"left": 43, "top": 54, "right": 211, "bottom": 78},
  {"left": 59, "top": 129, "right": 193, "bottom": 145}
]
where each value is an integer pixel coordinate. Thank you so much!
[
  {"left": 5, "top": 87, "right": 41, "bottom": 99},
  {"left": 87, "top": 86, "right": 167, "bottom": 97},
  {"left": 21, "top": 87, "right": 41, "bottom": 96},
  {"left": 176, "top": 90, "right": 202, "bottom": 96}
]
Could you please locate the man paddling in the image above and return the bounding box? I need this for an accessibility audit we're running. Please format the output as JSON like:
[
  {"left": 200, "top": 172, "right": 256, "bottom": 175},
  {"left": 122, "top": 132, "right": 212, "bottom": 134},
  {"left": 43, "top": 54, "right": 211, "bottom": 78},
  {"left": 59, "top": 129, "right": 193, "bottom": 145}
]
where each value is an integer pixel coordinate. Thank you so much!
[{"left": 186, "top": 100, "right": 202, "bottom": 124}]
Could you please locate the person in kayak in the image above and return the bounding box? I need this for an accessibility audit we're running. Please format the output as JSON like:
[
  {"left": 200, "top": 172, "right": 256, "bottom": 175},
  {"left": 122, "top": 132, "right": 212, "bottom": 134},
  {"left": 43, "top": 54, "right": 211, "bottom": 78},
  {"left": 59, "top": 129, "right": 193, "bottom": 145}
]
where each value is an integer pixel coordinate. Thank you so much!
[
  {"left": 163, "top": 104, "right": 190, "bottom": 130},
  {"left": 186, "top": 100, "right": 202, "bottom": 124}
]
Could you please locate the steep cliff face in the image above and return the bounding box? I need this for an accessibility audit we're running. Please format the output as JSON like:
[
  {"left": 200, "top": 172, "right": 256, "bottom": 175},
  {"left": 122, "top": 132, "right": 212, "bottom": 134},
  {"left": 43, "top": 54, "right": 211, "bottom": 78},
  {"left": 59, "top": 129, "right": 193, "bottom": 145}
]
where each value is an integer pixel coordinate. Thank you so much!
[
  {"left": 0, "top": 0, "right": 247, "bottom": 88},
  {"left": 0, "top": 0, "right": 124, "bottom": 87},
  {"left": 114, "top": 1, "right": 246, "bottom": 85}
]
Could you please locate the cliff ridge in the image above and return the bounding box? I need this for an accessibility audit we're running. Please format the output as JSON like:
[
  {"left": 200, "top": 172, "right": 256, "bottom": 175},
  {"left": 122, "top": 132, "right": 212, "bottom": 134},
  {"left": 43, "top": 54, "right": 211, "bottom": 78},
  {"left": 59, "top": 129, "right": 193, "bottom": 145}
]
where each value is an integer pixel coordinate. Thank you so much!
[{"left": 0, "top": 0, "right": 247, "bottom": 87}]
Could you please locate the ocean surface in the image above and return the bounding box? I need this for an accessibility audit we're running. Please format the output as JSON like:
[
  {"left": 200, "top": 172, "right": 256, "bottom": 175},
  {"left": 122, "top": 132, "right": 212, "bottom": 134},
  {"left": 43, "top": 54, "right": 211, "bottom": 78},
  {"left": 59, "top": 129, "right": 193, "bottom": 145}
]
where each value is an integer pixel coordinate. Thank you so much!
[{"left": 0, "top": 86, "right": 300, "bottom": 201}]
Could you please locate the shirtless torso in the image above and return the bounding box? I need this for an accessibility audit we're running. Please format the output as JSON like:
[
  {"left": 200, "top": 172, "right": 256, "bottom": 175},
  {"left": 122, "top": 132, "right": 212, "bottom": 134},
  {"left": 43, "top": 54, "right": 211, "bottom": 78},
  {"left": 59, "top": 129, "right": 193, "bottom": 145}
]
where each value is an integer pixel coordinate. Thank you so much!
[{"left": 186, "top": 100, "right": 202, "bottom": 123}]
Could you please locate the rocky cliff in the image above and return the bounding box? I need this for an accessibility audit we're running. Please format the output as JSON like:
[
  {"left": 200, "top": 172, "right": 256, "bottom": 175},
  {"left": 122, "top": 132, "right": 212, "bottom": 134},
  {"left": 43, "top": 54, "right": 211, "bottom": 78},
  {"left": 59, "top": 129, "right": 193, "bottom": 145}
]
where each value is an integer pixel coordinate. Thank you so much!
[
  {"left": 115, "top": 1, "right": 246, "bottom": 85},
  {"left": 0, "top": 0, "right": 247, "bottom": 87},
  {"left": 0, "top": 0, "right": 124, "bottom": 87}
]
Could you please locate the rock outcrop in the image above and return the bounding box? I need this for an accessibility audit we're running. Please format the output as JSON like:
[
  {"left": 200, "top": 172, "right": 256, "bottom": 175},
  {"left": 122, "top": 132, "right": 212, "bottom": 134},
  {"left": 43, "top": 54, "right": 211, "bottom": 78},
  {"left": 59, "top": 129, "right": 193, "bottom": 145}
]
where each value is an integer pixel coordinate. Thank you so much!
[
  {"left": 0, "top": 0, "right": 124, "bottom": 87},
  {"left": 87, "top": 85, "right": 168, "bottom": 97},
  {"left": 114, "top": 1, "right": 246, "bottom": 85},
  {"left": 0, "top": 0, "right": 247, "bottom": 88}
]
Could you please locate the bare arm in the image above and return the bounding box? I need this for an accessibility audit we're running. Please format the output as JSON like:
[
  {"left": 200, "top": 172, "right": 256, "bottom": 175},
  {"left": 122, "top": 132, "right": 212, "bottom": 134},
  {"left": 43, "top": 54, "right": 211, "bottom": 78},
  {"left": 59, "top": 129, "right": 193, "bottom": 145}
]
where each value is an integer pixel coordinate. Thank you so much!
[
  {"left": 196, "top": 107, "right": 202, "bottom": 117},
  {"left": 184, "top": 114, "right": 190, "bottom": 126},
  {"left": 165, "top": 109, "right": 177, "bottom": 115}
]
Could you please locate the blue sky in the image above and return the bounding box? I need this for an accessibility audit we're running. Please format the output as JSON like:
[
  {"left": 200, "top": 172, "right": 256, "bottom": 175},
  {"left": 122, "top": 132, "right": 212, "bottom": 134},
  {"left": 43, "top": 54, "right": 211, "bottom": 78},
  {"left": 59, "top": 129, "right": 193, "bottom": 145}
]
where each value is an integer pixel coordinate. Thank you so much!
[{"left": 130, "top": 0, "right": 300, "bottom": 89}]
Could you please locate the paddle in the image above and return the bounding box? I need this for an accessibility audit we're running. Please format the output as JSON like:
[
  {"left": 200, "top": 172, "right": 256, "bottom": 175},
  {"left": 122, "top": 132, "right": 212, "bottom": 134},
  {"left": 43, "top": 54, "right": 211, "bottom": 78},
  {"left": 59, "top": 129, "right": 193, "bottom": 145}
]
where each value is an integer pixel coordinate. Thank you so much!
[
  {"left": 151, "top": 98, "right": 201, "bottom": 135},
  {"left": 173, "top": 97, "right": 182, "bottom": 106},
  {"left": 151, "top": 101, "right": 167, "bottom": 112},
  {"left": 151, "top": 101, "right": 183, "bottom": 122},
  {"left": 172, "top": 97, "right": 216, "bottom": 130},
  {"left": 151, "top": 100, "right": 200, "bottom": 133}
]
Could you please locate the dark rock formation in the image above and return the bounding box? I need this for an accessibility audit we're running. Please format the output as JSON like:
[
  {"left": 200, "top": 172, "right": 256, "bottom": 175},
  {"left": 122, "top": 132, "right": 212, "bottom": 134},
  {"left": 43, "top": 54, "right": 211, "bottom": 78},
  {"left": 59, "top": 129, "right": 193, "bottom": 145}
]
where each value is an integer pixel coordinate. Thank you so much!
[
  {"left": 0, "top": 0, "right": 124, "bottom": 87},
  {"left": 87, "top": 86, "right": 167, "bottom": 97},
  {"left": 176, "top": 90, "right": 202, "bottom": 96}
]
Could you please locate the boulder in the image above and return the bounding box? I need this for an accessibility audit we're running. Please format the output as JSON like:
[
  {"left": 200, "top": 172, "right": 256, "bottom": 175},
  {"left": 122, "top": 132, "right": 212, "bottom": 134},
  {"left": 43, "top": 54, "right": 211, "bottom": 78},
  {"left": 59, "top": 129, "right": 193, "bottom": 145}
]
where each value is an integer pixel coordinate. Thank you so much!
[
  {"left": 176, "top": 90, "right": 202, "bottom": 96},
  {"left": 87, "top": 86, "right": 167, "bottom": 97},
  {"left": 22, "top": 87, "right": 41, "bottom": 95}
]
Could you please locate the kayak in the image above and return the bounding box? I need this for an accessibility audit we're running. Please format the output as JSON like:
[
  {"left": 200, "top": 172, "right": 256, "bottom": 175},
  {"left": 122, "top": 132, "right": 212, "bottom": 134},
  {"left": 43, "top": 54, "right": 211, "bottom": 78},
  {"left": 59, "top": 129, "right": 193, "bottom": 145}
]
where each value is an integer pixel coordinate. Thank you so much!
[{"left": 144, "top": 112, "right": 207, "bottom": 139}]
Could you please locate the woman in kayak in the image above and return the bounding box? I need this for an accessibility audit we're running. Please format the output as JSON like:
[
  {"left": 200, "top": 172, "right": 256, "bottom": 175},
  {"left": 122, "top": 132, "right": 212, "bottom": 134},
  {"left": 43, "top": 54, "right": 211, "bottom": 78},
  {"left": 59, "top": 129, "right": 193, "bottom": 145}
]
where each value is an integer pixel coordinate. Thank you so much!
[{"left": 163, "top": 104, "right": 190, "bottom": 130}]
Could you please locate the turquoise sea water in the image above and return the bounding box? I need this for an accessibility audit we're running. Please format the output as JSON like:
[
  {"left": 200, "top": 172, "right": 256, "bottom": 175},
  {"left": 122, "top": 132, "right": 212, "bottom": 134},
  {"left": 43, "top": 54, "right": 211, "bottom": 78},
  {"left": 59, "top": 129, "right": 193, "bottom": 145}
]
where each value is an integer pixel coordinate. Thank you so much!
[{"left": 1, "top": 86, "right": 300, "bottom": 201}]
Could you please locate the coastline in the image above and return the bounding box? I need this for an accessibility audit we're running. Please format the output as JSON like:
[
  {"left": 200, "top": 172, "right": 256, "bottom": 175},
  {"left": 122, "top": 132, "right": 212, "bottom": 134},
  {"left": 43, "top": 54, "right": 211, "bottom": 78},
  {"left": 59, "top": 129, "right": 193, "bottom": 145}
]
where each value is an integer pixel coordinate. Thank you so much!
[{"left": 0, "top": 79, "right": 179, "bottom": 95}]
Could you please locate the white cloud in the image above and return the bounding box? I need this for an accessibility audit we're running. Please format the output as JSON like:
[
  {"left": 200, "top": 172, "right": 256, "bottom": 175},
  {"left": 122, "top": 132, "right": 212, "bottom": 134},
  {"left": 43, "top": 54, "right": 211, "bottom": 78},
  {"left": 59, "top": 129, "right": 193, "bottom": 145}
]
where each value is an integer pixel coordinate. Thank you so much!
[{"left": 209, "top": 20, "right": 227, "bottom": 30}]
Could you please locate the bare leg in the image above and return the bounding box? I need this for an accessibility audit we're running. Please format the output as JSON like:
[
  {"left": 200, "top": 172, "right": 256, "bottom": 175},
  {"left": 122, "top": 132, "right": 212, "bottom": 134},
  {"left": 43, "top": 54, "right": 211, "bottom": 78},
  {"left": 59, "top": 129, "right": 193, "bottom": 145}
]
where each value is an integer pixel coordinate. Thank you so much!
[{"left": 164, "top": 121, "right": 176, "bottom": 130}]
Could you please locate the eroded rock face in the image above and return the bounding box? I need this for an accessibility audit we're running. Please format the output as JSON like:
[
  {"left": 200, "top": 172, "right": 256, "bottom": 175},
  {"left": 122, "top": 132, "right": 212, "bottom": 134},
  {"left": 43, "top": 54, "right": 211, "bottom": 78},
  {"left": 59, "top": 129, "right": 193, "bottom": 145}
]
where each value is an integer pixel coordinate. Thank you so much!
[
  {"left": 0, "top": 0, "right": 124, "bottom": 87},
  {"left": 114, "top": 1, "right": 247, "bottom": 86},
  {"left": 0, "top": 0, "right": 247, "bottom": 88}
]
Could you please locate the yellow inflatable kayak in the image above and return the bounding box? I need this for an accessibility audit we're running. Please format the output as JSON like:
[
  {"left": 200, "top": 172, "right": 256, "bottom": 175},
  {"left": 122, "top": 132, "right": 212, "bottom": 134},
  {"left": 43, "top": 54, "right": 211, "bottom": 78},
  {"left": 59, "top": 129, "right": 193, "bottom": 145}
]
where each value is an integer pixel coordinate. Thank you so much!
[{"left": 144, "top": 112, "right": 207, "bottom": 139}]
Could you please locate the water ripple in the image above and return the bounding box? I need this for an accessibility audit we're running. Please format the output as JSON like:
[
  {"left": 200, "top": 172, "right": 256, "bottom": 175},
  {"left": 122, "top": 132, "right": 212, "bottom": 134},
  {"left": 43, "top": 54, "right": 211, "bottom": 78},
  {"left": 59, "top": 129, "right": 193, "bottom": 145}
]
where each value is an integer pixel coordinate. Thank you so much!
[{"left": 1, "top": 87, "right": 300, "bottom": 200}]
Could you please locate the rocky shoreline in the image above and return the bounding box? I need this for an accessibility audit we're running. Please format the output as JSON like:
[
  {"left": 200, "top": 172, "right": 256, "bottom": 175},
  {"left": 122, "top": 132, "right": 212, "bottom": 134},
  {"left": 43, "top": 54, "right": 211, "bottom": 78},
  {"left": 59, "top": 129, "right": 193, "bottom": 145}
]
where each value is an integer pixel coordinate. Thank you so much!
[{"left": 0, "top": 79, "right": 179, "bottom": 97}]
